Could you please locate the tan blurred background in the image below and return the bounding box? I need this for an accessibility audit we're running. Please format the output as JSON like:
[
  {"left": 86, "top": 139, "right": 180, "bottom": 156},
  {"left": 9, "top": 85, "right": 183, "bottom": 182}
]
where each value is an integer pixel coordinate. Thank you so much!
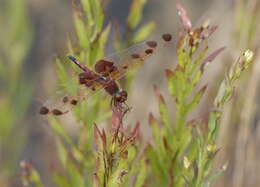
[{"left": 1, "top": 0, "right": 260, "bottom": 186}]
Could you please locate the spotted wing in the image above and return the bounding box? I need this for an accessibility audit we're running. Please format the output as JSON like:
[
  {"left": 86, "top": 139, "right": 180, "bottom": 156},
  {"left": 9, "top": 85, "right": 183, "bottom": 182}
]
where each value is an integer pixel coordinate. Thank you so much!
[
  {"left": 39, "top": 34, "right": 173, "bottom": 116},
  {"left": 39, "top": 59, "right": 109, "bottom": 116},
  {"left": 94, "top": 33, "right": 173, "bottom": 81}
]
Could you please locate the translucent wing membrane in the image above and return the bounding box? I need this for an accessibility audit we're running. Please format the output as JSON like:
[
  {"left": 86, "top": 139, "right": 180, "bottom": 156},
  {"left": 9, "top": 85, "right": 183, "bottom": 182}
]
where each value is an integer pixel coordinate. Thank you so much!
[
  {"left": 39, "top": 85, "right": 97, "bottom": 115},
  {"left": 39, "top": 33, "right": 173, "bottom": 115},
  {"left": 94, "top": 34, "right": 173, "bottom": 81}
]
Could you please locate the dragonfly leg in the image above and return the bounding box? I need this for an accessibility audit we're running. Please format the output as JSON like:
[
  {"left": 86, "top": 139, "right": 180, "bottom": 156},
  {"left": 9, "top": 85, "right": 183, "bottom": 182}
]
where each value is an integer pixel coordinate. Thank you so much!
[{"left": 122, "top": 102, "right": 132, "bottom": 114}]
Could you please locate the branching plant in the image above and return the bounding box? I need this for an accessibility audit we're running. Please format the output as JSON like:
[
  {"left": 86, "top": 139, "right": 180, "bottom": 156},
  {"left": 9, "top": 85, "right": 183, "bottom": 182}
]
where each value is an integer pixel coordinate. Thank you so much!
[{"left": 21, "top": 0, "right": 254, "bottom": 187}]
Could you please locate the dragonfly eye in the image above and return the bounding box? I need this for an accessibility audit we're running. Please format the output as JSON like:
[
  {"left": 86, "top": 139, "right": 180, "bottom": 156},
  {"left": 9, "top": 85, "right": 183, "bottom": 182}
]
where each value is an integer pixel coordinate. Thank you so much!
[
  {"left": 115, "top": 90, "right": 127, "bottom": 103},
  {"left": 120, "top": 90, "right": 127, "bottom": 98},
  {"left": 39, "top": 106, "right": 49, "bottom": 115}
]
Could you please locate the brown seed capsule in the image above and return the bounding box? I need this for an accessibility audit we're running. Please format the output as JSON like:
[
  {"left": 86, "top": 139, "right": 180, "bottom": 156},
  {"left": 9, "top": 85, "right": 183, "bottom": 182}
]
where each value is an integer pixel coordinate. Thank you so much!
[
  {"left": 146, "top": 41, "right": 157, "bottom": 48},
  {"left": 39, "top": 106, "right": 49, "bottom": 115},
  {"left": 52, "top": 109, "right": 63, "bottom": 116},
  {"left": 145, "top": 49, "right": 153, "bottom": 54},
  {"left": 123, "top": 65, "right": 128, "bottom": 69},
  {"left": 131, "top": 53, "right": 140, "bottom": 59},
  {"left": 162, "top": 33, "right": 172, "bottom": 42},
  {"left": 70, "top": 99, "right": 78, "bottom": 105}
]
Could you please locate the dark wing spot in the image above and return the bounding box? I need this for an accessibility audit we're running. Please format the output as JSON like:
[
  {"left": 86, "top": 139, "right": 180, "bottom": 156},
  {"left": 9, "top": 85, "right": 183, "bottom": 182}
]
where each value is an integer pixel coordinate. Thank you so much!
[
  {"left": 146, "top": 41, "right": 157, "bottom": 48},
  {"left": 131, "top": 53, "right": 140, "bottom": 59},
  {"left": 162, "top": 33, "right": 172, "bottom": 42},
  {"left": 145, "top": 49, "right": 153, "bottom": 54},
  {"left": 39, "top": 106, "right": 49, "bottom": 115},
  {"left": 109, "top": 66, "right": 118, "bottom": 73},
  {"left": 70, "top": 99, "right": 78, "bottom": 105},
  {"left": 95, "top": 59, "right": 115, "bottom": 74},
  {"left": 52, "top": 109, "right": 64, "bottom": 116}
]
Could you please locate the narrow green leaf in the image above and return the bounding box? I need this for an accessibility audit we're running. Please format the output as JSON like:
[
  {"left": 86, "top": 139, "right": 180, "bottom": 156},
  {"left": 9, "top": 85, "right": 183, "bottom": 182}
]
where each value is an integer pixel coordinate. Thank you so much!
[
  {"left": 81, "top": 0, "right": 94, "bottom": 27},
  {"left": 89, "top": 23, "right": 111, "bottom": 63},
  {"left": 204, "top": 164, "right": 227, "bottom": 185},
  {"left": 185, "top": 85, "right": 207, "bottom": 115},
  {"left": 30, "top": 169, "right": 45, "bottom": 187},
  {"left": 147, "top": 147, "right": 168, "bottom": 185},
  {"left": 74, "top": 12, "right": 90, "bottom": 50},
  {"left": 57, "top": 139, "right": 68, "bottom": 166},
  {"left": 135, "top": 159, "right": 148, "bottom": 187},
  {"left": 53, "top": 173, "right": 72, "bottom": 187},
  {"left": 93, "top": 0, "right": 104, "bottom": 33},
  {"left": 165, "top": 69, "right": 178, "bottom": 96},
  {"left": 49, "top": 117, "right": 72, "bottom": 144},
  {"left": 127, "top": 0, "right": 147, "bottom": 29},
  {"left": 66, "top": 161, "right": 85, "bottom": 187}
]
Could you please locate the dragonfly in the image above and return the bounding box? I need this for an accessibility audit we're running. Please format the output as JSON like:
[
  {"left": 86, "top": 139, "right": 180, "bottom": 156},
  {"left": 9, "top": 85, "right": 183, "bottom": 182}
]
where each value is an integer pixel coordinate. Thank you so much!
[{"left": 39, "top": 33, "right": 173, "bottom": 116}]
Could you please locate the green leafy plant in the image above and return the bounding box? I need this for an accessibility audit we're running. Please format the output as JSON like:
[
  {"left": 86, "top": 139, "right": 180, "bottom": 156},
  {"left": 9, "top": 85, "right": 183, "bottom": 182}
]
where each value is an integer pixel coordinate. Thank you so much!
[
  {"left": 144, "top": 3, "right": 254, "bottom": 187},
  {"left": 22, "top": 1, "right": 255, "bottom": 187},
  {"left": 0, "top": 0, "right": 33, "bottom": 185}
]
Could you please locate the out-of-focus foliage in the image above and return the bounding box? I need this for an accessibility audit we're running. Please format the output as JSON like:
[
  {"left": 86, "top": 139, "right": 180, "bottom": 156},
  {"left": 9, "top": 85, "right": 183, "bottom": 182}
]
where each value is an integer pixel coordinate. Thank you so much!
[
  {"left": 20, "top": 0, "right": 256, "bottom": 187},
  {"left": 215, "top": 0, "right": 260, "bottom": 186},
  {"left": 234, "top": 0, "right": 260, "bottom": 50},
  {"left": 0, "top": 0, "right": 33, "bottom": 184}
]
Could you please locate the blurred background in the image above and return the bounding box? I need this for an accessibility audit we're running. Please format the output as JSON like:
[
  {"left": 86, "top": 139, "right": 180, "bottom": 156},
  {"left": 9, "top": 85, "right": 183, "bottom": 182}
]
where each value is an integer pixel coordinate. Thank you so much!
[{"left": 0, "top": 0, "right": 260, "bottom": 186}]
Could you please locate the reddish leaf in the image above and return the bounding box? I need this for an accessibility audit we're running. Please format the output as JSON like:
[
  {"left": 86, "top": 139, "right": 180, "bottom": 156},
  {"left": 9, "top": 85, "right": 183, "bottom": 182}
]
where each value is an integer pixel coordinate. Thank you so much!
[
  {"left": 163, "top": 136, "right": 170, "bottom": 151},
  {"left": 177, "top": 31, "right": 185, "bottom": 49},
  {"left": 93, "top": 173, "right": 100, "bottom": 186},
  {"left": 121, "top": 150, "right": 128, "bottom": 159},
  {"left": 94, "top": 123, "right": 102, "bottom": 139},
  {"left": 93, "top": 123, "right": 100, "bottom": 146},
  {"left": 131, "top": 121, "right": 141, "bottom": 140},
  {"left": 175, "top": 64, "right": 185, "bottom": 72},
  {"left": 148, "top": 112, "right": 157, "bottom": 126},
  {"left": 208, "top": 25, "right": 218, "bottom": 37},
  {"left": 102, "top": 129, "right": 107, "bottom": 147},
  {"left": 153, "top": 85, "right": 166, "bottom": 104},
  {"left": 200, "top": 47, "right": 226, "bottom": 72},
  {"left": 94, "top": 124, "right": 106, "bottom": 147},
  {"left": 148, "top": 112, "right": 162, "bottom": 128},
  {"left": 201, "top": 25, "right": 219, "bottom": 40},
  {"left": 176, "top": 1, "right": 192, "bottom": 32},
  {"left": 199, "top": 84, "right": 208, "bottom": 93},
  {"left": 165, "top": 69, "right": 175, "bottom": 79},
  {"left": 111, "top": 105, "right": 125, "bottom": 131}
]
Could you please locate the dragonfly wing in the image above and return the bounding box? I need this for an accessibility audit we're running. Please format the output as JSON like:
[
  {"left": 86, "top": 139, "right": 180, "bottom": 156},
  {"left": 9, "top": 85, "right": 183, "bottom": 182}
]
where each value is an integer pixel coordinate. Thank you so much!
[
  {"left": 94, "top": 34, "right": 173, "bottom": 81},
  {"left": 39, "top": 71, "right": 108, "bottom": 116}
]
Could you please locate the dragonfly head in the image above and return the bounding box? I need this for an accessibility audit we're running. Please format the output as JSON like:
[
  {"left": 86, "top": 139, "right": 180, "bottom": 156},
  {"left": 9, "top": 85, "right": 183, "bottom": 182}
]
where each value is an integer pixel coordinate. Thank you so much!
[{"left": 114, "top": 90, "right": 128, "bottom": 103}]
